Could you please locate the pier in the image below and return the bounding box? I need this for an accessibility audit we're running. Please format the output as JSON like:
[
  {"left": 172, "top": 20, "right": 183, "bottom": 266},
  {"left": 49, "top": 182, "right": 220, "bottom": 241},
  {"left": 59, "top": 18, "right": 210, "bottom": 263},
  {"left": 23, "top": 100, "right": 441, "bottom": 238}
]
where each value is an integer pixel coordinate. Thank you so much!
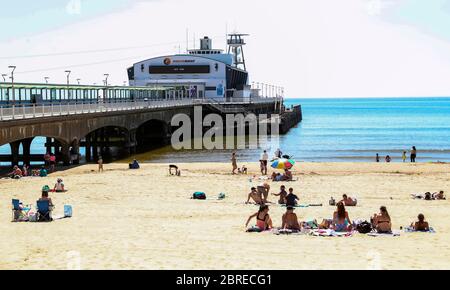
[{"left": 0, "top": 86, "right": 300, "bottom": 167}]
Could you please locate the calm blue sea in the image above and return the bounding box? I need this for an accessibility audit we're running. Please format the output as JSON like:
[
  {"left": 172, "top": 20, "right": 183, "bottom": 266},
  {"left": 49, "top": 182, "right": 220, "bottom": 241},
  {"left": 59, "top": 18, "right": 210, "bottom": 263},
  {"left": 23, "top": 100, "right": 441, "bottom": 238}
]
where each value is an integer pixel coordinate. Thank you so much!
[{"left": 1, "top": 97, "right": 450, "bottom": 163}]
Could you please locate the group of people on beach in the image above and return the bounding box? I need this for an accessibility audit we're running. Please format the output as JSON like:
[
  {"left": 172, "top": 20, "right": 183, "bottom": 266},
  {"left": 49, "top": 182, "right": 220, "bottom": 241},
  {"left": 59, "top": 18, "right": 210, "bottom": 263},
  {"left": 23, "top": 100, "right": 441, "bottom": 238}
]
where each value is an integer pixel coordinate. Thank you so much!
[
  {"left": 376, "top": 146, "right": 417, "bottom": 163},
  {"left": 246, "top": 199, "right": 431, "bottom": 234}
]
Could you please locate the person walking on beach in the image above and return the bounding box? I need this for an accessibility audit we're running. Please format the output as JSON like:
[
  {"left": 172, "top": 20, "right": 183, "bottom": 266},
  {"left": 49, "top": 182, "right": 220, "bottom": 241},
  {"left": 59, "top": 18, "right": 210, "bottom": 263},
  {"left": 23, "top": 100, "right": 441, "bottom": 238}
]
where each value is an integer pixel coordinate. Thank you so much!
[
  {"left": 402, "top": 151, "right": 407, "bottom": 163},
  {"left": 98, "top": 156, "right": 104, "bottom": 172},
  {"left": 231, "top": 152, "right": 237, "bottom": 175},
  {"left": 260, "top": 150, "right": 269, "bottom": 175},
  {"left": 410, "top": 146, "right": 417, "bottom": 163},
  {"left": 376, "top": 153, "right": 380, "bottom": 163}
]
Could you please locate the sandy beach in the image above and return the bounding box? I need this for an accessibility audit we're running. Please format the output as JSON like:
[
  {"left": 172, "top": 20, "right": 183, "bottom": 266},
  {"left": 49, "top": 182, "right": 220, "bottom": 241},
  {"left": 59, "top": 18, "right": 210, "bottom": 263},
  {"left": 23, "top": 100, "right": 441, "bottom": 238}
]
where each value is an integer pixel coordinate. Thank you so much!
[{"left": 1, "top": 162, "right": 449, "bottom": 270}]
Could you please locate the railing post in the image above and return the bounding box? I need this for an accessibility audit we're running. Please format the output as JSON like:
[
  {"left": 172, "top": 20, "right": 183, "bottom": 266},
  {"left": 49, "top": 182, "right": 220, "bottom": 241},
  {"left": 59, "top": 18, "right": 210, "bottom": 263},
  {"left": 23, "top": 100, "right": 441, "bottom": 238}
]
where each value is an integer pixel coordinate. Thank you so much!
[
  {"left": 33, "top": 104, "right": 36, "bottom": 117},
  {"left": 23, "top": 105, "right": 25, "bottom": 119},
  {"left": 12, "top": 105, "right": 15, "bottom": 120},
  {"left": 60, "top": 102, "right": 62, "bottom": 116}
]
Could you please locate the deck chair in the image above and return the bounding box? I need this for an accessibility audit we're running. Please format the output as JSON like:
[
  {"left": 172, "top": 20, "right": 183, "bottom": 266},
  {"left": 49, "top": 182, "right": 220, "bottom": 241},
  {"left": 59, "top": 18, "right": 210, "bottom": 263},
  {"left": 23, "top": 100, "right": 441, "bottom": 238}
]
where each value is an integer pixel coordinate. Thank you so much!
[
  {"left": 12, "top": 199, "right": 31, "bottom": 222},
  {"left": 12, "top": 199, "right": 21, "bottom": 222},
  {"left": 37, "top": 200, "right": 52, "bottom": 222}
]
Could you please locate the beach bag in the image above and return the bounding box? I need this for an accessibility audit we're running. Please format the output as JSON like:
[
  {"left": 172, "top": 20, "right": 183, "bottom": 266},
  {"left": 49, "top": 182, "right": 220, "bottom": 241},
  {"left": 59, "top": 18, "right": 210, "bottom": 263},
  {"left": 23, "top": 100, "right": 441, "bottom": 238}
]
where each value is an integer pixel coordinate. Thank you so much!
[
  {"left": 64, "top": 205, "right": 73, "bottom": 218},
  {"left": 356, "top": 221, "right": 372, "bottom": 234},
  {"left": 193, "top": 192, "right": 206, "bottom": 200}
]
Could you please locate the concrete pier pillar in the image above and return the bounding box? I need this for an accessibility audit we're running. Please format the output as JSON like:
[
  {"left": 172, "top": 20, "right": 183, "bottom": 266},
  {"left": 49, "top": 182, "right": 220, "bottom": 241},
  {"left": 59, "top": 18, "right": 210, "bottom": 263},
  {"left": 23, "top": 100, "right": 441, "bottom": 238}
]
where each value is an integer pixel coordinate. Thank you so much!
[
  {"left": 45, "top": 137, "right": 52, "bottom": 154},
  {"left": 61, "top": 143, "right": 71, "bottom": 166},
  {"left": 85, "top": 135, "right": 92, "bottom": 162},
  {"left": 10, "top": 141, "right": 21, "bottom": 167},
  {"left": 71, "top": 140, "right": 80, "bottom": 165},
  {"left": 21, "top": 138, "right": 34, "bottom": 166},
  {"left": 126, "top": 130, "right": 137, "bottom": 155}
]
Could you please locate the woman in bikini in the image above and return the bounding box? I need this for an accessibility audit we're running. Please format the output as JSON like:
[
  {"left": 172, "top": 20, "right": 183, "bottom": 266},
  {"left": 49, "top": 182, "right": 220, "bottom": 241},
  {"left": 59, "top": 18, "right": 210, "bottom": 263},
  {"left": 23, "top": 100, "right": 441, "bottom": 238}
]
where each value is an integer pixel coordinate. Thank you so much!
[
  {"left": 372, "top": 206, "right": 392, "bottom": 233},
  {"left": 245, "top": 205, "right": 273, "bottom": 231},
  {"left": 332, "top": 202, "right": 352, "bottom": 232}
]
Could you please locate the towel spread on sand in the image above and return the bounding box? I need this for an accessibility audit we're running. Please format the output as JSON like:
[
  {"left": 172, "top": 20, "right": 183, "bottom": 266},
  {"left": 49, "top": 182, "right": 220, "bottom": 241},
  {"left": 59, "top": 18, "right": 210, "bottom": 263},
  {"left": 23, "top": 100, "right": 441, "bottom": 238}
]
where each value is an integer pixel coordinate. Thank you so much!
[
  {"left": 273, "top": 228, "right": 311, "bottom": 235},
  {"left": 404, "top": 227, "right": 436, "bottom": 233},
  {"left": 310, "top": 229, "right": 354, "bottom": 237},
  {"left": 367, "top": 231, "right": 401, "bottom": 237}
]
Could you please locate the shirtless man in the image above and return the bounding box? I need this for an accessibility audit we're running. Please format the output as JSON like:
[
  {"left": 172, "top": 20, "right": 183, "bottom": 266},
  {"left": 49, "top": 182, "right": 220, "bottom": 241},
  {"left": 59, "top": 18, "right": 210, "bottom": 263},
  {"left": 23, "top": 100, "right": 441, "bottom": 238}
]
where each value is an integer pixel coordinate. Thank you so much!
[
  {"left": 411, "top": 214, "right": 429, "bottom": 231},
  {"left": 271, "top": 185, "right": 288, "bottom": 204},
  {"left": 282, "top": 206, "right": 301, "bottom": 231},
  {"left": 340, "top": 194, "right": 357, "bottom": 206},
  {"left": 246, "top": 187, "right": 263, "bottom": 205}
]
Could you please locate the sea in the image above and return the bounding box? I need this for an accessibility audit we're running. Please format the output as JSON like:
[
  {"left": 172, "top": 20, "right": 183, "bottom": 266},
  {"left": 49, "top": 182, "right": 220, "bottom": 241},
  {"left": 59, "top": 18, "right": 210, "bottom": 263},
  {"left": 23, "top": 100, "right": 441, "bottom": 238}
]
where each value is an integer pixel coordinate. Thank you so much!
[{"left": 1, "top": 97, "right": 450, "bottom": 164}]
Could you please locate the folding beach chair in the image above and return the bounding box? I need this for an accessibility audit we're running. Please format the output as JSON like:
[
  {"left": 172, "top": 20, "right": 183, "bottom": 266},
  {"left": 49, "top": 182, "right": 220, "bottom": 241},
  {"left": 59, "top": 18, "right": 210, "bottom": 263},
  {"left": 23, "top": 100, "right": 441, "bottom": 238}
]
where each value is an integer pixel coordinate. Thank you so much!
[
  {"left": 11, "top": 199, "right": 31, "bottom": 222},
  {"left": 37, "top": 200, "right": 52, "bottom": 222},
  {"left": 12, "top": 199, "right": 21, "bottom": 222}
]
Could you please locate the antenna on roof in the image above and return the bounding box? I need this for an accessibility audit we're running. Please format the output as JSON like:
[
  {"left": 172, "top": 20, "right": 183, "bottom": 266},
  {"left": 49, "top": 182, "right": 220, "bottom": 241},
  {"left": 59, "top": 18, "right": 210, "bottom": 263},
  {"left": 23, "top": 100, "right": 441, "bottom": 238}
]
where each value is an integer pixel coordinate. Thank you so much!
[{"left": 227, "top": 33, "right": 249, "bottom": 71}]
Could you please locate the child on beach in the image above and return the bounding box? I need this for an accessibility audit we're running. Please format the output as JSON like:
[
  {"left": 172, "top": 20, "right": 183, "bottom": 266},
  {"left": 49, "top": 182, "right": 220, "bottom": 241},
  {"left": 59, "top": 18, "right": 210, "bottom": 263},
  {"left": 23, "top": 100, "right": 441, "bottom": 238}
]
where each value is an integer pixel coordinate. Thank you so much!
[
  {"left": 272, "top": 185, "right": 288, "bottom": 204},
  {"left": 245, "top": 205, "right": 273, "bottom": 231},
  {"left": 53, "top": 178, "right": 65, "bottom": 192},
  {"left": 402, "top": 151, "right": 407, "bottom": 162}
]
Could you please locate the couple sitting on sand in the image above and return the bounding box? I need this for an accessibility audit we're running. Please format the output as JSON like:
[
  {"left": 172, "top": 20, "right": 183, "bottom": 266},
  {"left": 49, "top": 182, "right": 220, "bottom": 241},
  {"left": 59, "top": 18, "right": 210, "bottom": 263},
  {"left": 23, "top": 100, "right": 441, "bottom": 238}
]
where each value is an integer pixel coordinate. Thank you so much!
[
  {"left": 412, "top": 191, "right": 445, "bottom": 200},
  {"left": 330, "top": 194, "right": 357, "bottom": 206},
  {"left": 270, "top": 169, "right": 293, "bottom": 182},
  {"left": 245, "top": 205, "right": 301, "bottom": 232}
]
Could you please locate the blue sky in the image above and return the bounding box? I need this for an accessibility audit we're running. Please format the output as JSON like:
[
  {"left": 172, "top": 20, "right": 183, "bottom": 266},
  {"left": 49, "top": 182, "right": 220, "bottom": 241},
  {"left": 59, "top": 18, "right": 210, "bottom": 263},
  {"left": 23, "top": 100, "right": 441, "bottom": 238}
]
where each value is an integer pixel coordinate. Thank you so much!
[
  {"left": 0, "top": 0, "right": 136, "bottom": 41},
  {"left": 1, "top": 0, "right": 450, "bottom": 98}
]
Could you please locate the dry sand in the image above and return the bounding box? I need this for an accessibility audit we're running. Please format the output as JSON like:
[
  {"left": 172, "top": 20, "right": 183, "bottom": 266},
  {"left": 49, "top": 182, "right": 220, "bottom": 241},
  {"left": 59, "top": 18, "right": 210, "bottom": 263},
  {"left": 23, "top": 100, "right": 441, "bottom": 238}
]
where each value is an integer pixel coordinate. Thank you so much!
[{"left": 1, "top": 162, "right": 449, "bottom": 270}]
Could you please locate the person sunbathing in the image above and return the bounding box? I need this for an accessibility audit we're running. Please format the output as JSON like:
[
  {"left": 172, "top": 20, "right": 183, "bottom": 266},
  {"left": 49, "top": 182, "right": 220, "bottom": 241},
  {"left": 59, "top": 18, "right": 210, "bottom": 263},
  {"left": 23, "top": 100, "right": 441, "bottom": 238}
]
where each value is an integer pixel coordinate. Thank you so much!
[
  {"left": 271, "top": 185, "right": 288, "bottom": 204},
  {"left": 9, "top": 166, "right": 23, "bottom": 179},
  {"left": 271, "top": 172, "right": 283, "bottom": 182},
  {"left": 282, "top": 206, "right": 301, "bottom": 231},
  {"left": 53, "top": 178, "right": 65, "bottom": 192},
  {"left": 372, "top": 206, "right": 392, "bottom": 233},
  {"left": 432, "top": 191, "right": 445, "bottom": 200},
  {"left": 285, "top": 188, "right": 299, "bottom": 207},
  {"left": 246, "top": 187, "right": 263, "bottom": 205},
  {"left": 411, "top": 214, "right": 429, "bottom": 232},
  {"left": 332, "top": 202, "right": 352, "bottom": 232},
  {"left": 340, "top": 194, "right": 357, "bottom": 206},
  {"left": 245, "top": 205, "right": 273, "bottom": 231},
  {"left": 282, "top": 169, "right": 293, "bottom": 181},
  {"left": 39, "top": 190, "right": 54, "bottom": 208}
]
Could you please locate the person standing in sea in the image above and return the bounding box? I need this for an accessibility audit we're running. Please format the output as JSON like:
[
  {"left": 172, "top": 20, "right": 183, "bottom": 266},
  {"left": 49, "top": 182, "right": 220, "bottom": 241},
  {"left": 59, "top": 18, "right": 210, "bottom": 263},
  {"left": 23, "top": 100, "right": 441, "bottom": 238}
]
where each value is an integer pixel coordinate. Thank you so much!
[
  {"left": 376, "top": 153, "right": 380, "bottom": 162},
  {"left": 231, "top": 152, "right": 238, "bottom": 175},
  {"left": 410, "top": 146, "right": 417, "bottom": 163}
]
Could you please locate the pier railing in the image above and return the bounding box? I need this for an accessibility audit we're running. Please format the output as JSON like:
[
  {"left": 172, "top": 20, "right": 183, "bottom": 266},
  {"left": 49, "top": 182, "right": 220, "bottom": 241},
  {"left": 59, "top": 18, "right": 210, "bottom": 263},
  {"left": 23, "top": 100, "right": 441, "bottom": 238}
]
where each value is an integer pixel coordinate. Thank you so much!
[{"left": 0, "top": 97, "right": 279, "bottom": 121}]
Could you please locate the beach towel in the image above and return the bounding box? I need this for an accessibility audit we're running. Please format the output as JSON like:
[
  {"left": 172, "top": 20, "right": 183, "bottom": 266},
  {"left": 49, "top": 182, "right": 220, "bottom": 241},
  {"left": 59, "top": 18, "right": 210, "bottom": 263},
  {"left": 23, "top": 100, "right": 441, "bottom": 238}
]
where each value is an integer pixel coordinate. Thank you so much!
[
  {"left": 404, "top": 226, "right": 436, "bottom": 233},
  {"left": 273, "top": 228, "right": 310, "bottom": 235},
  {"left": 367, "top": 231, "right": 400, "bottom": 237},
  {"left": 310, "top": 229, "right": 354, "bottom": 237}
]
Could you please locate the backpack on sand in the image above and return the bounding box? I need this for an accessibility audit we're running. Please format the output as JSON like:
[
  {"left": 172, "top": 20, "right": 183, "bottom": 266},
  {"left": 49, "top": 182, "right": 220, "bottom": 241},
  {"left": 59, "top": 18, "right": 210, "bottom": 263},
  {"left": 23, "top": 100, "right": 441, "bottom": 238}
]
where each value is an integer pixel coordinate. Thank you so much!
[{"left": 356, "top": 221, "right": 373, "bottom": 234}]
